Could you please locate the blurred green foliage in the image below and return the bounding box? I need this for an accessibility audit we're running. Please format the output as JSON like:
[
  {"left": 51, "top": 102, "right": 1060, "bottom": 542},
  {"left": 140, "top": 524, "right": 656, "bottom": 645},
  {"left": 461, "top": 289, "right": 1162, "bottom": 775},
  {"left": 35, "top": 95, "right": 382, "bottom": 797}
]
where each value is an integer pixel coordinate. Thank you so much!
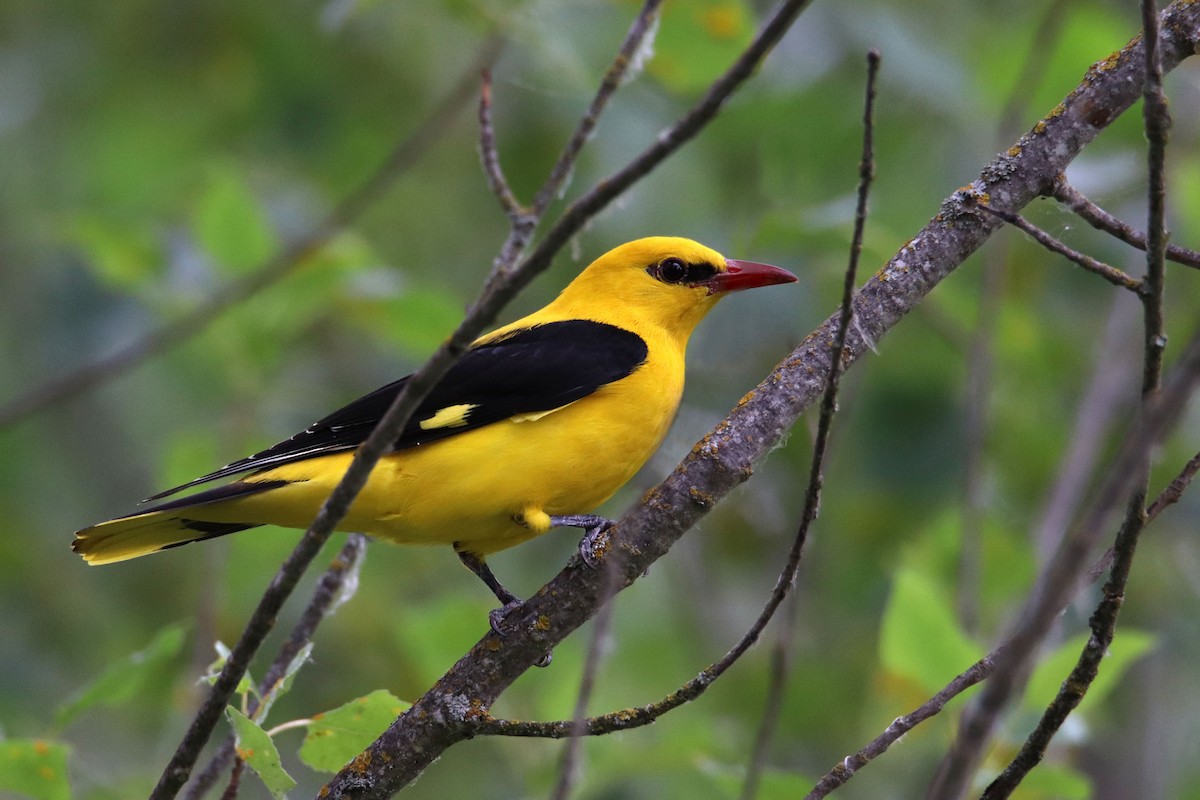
[{"left": 1, "top": 0, "right": 1199, "bottom": 798}]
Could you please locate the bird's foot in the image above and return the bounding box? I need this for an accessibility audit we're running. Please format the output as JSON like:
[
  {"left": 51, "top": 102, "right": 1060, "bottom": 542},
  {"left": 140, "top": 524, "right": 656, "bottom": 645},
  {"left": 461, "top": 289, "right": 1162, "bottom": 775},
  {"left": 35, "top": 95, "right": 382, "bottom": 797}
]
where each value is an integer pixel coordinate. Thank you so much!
[
  {"left": 486, "top": 599, "right": 553, "bottom": 668},
  {"left": 488, "top": 599, "right": 524, "bottom": 634},
  {"left": 550, "top": 514, "right": 615, "bottom": 569}
]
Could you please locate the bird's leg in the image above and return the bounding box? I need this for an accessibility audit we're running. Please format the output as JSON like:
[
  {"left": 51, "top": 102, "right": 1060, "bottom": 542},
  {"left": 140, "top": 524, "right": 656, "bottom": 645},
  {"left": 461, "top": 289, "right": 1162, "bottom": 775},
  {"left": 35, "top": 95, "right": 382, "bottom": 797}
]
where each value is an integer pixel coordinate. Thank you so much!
[
  {"left": 549, "top": 514, "right": 615, "bottom": 569},
  {"left": 454, "top": 545, "right": 551, "bottom": 668}
]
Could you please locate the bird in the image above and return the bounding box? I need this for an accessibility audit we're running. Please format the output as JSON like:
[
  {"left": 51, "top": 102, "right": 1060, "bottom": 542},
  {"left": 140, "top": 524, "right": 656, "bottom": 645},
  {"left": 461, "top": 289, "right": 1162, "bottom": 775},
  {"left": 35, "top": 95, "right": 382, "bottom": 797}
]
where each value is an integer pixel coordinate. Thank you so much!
[{"left": 73, "top": 236, "right": 796, "bottom": 623}]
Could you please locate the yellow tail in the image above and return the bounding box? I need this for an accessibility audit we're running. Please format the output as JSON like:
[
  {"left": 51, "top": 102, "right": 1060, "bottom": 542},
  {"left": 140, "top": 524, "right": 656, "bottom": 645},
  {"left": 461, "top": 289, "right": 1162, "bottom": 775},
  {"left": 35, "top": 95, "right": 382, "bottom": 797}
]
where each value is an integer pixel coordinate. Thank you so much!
[{"left": 73, "top": 511, "right": 256, "bottom": 564}]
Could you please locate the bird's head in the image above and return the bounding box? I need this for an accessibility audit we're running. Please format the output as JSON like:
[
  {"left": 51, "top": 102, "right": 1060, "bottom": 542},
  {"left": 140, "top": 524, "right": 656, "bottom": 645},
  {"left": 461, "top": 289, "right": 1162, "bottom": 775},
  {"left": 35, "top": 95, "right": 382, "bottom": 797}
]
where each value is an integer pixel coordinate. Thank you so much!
[{"left": 552, "top": 237, "right": 797, "bottom": 337}]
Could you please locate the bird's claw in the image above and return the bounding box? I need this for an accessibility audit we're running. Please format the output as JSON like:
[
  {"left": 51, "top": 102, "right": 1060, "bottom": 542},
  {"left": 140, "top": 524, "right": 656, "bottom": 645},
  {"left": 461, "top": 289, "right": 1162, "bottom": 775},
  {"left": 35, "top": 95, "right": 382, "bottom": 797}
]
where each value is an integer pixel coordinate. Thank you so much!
[
  {"left": 548, "top": 514, "right": 616, "bottom": 569},
  {"left": 488, "top": 599, "right": 553, "bottom": 668},
  {"left": 488, "top": 599, "right": 524, "bottom": 634},
  {"left": 578, "top": 521, "right": 614, "bottom": 569}
]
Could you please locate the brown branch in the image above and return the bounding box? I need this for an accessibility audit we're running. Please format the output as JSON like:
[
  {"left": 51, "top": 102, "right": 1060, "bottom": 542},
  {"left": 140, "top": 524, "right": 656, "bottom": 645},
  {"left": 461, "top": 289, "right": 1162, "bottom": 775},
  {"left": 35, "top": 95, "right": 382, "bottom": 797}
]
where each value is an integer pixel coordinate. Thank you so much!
[
  {"left": 316, "top": 5, "right": 1200, "bottom": 797},
  {"left": 977, "top": 203, "right": 1144, "bottom": 292},
  {"left": 975, "top": 4, "right": 1177, "bottom": 795},
  {"left": 477, "top": 0, "right": 663, "bottom": 289},
  {"left": 741, "top": 48, "right": 880, "bottom": 800},
  {"left": 529, "top": 0, "right": 665, "bottom": 218},
  {"left": 181, "top": 534, "right": 369, "bottom": 800},
  {"left": 806, "top": 652, "right": 1000, "bottom": 800},
  {"left": 0, "top": 39, "right": 502, "bottom": 431},
  {"left": 478, "top": 68, "right": 525, "bottom": 221},
  {"left": 927, "top": 324, "right": 1200, "bottom": 800},
  {"left": 815, "top": 407, "right": 1200, "bottom": 800},
  {"left": 1050, "top": 180, "right": 1200, "bottom": 269},
  {"left": 1148, "top": 449, "right": 1200, "bottom": 520}
]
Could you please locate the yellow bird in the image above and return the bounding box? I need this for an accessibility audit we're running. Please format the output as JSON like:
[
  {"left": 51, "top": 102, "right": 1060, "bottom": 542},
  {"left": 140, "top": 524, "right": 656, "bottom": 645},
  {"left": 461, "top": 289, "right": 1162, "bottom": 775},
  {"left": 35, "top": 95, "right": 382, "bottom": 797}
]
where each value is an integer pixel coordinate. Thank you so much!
[{"left": 73, "top": 237, "right": 796, "bottom": 615}]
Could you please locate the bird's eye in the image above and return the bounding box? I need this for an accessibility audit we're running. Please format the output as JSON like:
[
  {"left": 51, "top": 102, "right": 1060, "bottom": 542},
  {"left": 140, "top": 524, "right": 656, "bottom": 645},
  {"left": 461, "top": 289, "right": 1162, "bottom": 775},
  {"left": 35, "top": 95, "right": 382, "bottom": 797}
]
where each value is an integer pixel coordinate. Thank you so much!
[{"left": 657, "top": 257, "right": 688, "bottom": 284}]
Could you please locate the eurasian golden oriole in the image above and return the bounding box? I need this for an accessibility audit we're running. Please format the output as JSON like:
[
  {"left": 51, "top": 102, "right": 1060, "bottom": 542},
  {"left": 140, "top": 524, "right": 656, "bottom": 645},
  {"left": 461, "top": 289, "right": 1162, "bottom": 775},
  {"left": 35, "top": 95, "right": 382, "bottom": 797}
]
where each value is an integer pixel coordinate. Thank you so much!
[{"left": 73, "top": 237, "right": 796, "bottom": 612}]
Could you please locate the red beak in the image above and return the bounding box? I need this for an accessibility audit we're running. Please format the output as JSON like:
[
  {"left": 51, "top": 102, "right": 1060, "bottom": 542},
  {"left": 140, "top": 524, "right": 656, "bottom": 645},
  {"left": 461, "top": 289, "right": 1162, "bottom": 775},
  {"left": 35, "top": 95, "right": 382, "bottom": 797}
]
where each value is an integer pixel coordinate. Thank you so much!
[{"left": 700, "top": 259, "right": 798, "bottom": 295}]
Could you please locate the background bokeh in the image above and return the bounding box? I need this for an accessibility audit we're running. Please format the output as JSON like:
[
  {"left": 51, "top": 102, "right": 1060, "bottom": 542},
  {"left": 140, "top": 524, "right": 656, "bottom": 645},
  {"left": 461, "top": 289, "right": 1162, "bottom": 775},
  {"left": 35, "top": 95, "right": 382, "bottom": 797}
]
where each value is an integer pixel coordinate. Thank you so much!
[{"left": 2, "top": 1, "right": 1199, "bottom": 798}]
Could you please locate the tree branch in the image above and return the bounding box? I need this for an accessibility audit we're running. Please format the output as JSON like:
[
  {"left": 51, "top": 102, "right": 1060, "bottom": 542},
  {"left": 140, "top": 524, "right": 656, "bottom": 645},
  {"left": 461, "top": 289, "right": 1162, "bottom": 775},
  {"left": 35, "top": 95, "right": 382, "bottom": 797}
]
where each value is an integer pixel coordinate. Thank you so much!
[
  {"left": 741, "top": 47, "right": 880, "bottom": 800},
  {"left": 1050, "top": 180, "right": 1200, "bottom": 269},
  {"left": 320, "top": 4, "right": 1200, "bottom": 798},
  {"left": 972, "top": 3, "right": 1177, "bottom": 795},
  {"left": 977, "top": 203, "right": 1144, "bottom": 292},
  {"left": 181, "top": 534, "right": 369, "bottom": 800}
]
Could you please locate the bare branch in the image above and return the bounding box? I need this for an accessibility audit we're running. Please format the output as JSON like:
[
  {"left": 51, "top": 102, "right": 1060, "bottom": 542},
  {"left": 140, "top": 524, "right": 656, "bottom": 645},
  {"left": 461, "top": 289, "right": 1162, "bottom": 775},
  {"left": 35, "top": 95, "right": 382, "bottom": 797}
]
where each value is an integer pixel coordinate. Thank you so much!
[
  {"left": 530, "top": 0, "right": 665, "bottom": 217},
  {"left": 478, "top": 68, "right": 526, "bottom": 221},
  {"left": 742, "top": 47, "right": 880, "bottom": 800},
  {"left": 181, "top": 534, "right": 369, "bottom": 800},
  {"left": 977, "top": 203, "right": 1144, "bottom": 292},
  {"left": 806, "top": 652, "right": 999, "bottom": 800},
  {"left": 972, "top": 6, "right": 1177, "bottom": 795},
  {"left": 1050, "top": 180, "right": 1200, "bottom": 269},
  {"left": 927, "top": 324, "right": 1200, "bottom": 799},
  {"left": 1140, "top": 0, "right": 1172, "bottom": 396},
  {"left": 479, "top": 0, "right": 664, "bottom": 287},
  {"left": 1148, "top": 450, "right": 1200, "bottom": 521},
  {"left": 0, "top": 39, "right": 501, "bottom": 431}
]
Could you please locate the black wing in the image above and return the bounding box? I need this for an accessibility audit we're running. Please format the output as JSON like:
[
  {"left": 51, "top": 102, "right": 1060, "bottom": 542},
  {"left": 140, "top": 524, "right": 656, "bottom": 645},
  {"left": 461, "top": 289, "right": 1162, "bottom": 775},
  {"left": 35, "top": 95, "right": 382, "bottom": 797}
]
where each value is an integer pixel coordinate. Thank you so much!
[{"left": 147, "top": 320, "right": 648, "bottom": 500}]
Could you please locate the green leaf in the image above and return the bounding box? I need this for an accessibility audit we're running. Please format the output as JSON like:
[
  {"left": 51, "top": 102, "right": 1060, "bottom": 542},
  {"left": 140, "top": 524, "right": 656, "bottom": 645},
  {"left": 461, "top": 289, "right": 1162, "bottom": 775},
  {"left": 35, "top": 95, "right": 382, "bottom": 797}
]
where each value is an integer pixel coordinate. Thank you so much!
[
  {"left": 1023, "top": 629, "right": 1156, "bottom": 716},
  {"left": 192, "top": 162, "right": 277, "bottom": 273},
  {"left": 71, "top": 215, "right": 161, "bottom": 289},
  {"left": 226, "top": 707, "right": 296, "bottom": 799},
  {"left": 0, "top": 739, "right": 71, "bottom": 800},
  {"left": 54, "top": 622, "right": 187, "bottom": 729},
  {"left": 299, "top": 689, "right": 409, "bottom": 773},
  {"left": 203, "top": 641, "right": 257, "bottom": 700},
  {"left": 879, "top": 568, "right": 981, "bottom": 693},
  {"left": 255, "top": 643, "right": 313, "bottom": 722}
]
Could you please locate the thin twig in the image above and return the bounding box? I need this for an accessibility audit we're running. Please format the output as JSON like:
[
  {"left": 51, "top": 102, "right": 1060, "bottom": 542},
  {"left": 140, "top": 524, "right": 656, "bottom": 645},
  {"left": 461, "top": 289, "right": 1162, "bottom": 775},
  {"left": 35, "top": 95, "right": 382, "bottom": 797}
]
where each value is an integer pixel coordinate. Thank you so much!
[
  {"left": 978, "top": 5, "right": 1174, "bottom": 795},
  {"left": 1139, "top": 0, "right": 1171, "bottom": 396},
  {"left": 816, "top": 427, "right": 1200, "bottom": 800},
  {"left": 529, "top": 0, "right": 664, "bottom": 217},
  {"left": 548, "top": 554, "right": 623, "bottom": 800},
  {"left": 181, "top": 534, "right": 369, "bottom": 800},
  {"left": 741, "top": 48, "right": 880, "bottom": 800},
  {"left": 1050, "top": 180, "right": 1200, "bottom": 269},
  {"left": 478, "top": 68, "right": 526, "bottom": 221},
  {"left": 0, "top": 39, "right": 501, "bottom": 431},
  {"left": 506, "top": 0, "right": 817, "bottom": 291},
  {"left": 806, "top": 652, "right": 1000, "bottom": 800},
  {"left": 479, "top": 0, "right": 664, "bottom": 286},
  {"left": 1147, "top": 450, "right": 1200, "bottom": 520},
  {"left": 926, "top": 325, "right": 1200, "bottom": 800},
  {"left": 977, "top": 203, "right": 1143, "bottom": 292}
]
